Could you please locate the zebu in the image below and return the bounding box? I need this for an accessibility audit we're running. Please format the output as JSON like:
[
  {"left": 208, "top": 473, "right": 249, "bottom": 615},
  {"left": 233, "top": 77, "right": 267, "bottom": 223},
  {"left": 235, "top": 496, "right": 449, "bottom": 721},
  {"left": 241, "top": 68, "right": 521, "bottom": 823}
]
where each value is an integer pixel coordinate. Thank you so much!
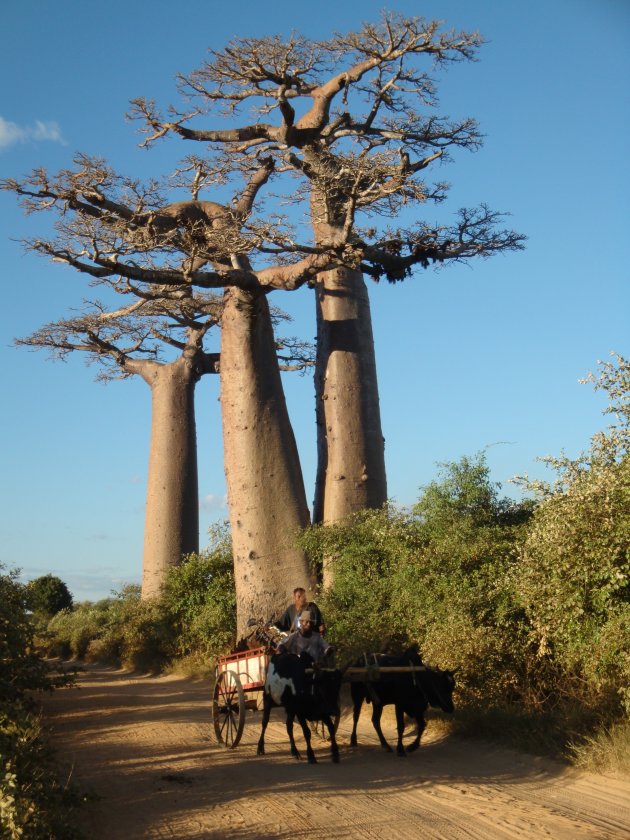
[
  {"left": 350, "top": 647, "right": 456, "bottom": 756},
  {"left": 257, "top": 652, "right": 343, "bottom": 763}
]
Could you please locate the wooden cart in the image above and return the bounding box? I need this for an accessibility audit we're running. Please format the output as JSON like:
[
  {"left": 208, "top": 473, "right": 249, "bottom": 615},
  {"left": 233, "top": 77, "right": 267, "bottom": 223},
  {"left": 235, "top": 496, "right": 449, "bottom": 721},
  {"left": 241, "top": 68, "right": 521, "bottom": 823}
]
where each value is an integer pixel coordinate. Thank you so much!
[{"left": 212, "top": 646, "right": 270, "bottom": 748}]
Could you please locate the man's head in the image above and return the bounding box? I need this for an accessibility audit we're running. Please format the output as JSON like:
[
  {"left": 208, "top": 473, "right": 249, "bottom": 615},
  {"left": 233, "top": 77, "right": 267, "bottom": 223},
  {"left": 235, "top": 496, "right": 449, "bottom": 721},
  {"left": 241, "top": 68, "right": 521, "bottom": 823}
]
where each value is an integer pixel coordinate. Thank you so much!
[
  {"left": 293, "top": 587, "right": 307, "bottom": 609},
  {"left": 298, "top": 609, "right": 313, "bottom": 635}
]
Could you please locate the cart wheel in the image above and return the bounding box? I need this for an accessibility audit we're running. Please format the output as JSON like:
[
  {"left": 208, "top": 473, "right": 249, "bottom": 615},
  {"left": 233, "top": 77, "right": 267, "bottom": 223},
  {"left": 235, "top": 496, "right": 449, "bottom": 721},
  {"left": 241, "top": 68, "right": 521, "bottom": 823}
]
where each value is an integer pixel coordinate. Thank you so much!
[{"left": 213, "top": 671, "right": 245, "bottom": 748}]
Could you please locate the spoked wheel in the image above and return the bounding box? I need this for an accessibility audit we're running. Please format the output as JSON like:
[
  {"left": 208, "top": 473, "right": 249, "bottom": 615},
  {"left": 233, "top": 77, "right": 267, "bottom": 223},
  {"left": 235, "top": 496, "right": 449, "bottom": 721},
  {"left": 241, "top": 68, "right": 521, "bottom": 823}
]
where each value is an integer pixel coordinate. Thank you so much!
[{"left": 213, "top": 671, "right": 245, "bottom": 748}]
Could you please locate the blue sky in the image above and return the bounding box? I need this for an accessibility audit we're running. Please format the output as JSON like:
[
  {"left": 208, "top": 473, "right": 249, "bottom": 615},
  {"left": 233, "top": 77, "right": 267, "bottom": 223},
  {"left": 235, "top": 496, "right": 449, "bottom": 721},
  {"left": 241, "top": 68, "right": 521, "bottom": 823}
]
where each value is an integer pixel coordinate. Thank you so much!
[{"left": 1, "top": 0, "right": 628, "bottom": 601}]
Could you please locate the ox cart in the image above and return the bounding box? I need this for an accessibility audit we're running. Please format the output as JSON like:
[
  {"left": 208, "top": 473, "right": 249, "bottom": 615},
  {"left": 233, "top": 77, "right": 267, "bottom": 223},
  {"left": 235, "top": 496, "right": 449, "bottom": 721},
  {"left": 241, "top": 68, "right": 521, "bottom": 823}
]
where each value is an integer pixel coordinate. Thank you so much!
[{"left": 212, "top": 639, "right": 436, "bottom": 751}]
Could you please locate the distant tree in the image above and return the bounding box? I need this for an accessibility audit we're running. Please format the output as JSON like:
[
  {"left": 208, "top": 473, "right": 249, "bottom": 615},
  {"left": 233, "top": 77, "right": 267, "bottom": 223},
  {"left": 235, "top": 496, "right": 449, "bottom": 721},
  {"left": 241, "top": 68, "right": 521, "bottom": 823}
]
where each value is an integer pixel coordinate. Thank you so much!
[
  {"left": 131, "top": 12, "right": 525, "bottom": 567},
  {"left": 18, "top": 288, "right": 221, "bottom": 598},
  {"left": 26, "top": 574, "right": 73, "bottom": 618}
]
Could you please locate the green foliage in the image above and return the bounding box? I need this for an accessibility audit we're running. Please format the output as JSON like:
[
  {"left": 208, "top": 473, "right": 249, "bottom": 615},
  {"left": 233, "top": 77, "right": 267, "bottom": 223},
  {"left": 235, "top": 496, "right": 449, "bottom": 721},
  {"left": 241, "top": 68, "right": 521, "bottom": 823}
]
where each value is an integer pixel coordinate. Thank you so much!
[
  {"left": 0, "top": 567, "right": 79, "bottom": 838},
  {"left": 47, "top": 598, "right": 116, "bottom": 660},
  {"left": 302, "top": 454, "right": 533, "bottom": 711},
  {"left": 160, "top": 524, "right": 236, "bottom": 660},
  {"left": 95, "top": 585, "right": 177, "bottom": 672},
  {"left": 0, "top": 570, "right": 71, "bottom": 702},
  {"left": 1, "top": 701, "right": 83, "bottom": 840},
  {"left": 301, "top": 507, "right": 420, "bottom": 657},
  {"left": 513, "top": 357, "right": 630, "bottom": 718},
  {"left": 307, "top": 482, "right": 502, "bottom": 717},
  {"left": 304, "top": 357, "right": 630, "bottom": 760},
  {"left": 26, "top": 574, "right": 73, "bottom": 619},
  {"left": 47, "top": 586, "right": 175, "bottom": 672}
]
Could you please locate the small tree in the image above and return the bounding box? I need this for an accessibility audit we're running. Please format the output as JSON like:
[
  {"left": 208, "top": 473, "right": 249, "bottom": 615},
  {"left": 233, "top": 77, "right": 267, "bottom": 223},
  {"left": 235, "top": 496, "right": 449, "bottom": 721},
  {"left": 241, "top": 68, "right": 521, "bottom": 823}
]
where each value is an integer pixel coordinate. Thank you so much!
[{"left": 26, "top": 574, "right": 73, "bottom": 619}]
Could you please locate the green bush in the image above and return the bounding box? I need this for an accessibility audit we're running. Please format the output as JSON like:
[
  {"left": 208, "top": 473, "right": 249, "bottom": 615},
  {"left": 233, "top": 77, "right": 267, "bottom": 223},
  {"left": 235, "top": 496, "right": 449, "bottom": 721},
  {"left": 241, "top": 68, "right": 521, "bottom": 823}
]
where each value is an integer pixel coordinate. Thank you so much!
[
  {"left": 26, "top": 574, "right": 73, "bottom": 620},
  {"left": 47, "top": 599, "right": 114, "bottom": 660},
  {"left": 160, "top": 524, "right": 236, "bottom": 662},
  {"left": 97, "top": 585, "right": 176, "bottom": 672},
  {"left": 0, "top": 567, "right": 79, "bottom": 839},
  {"left": 512, "top": 355, "right": 630, "bottom": 725},
  {"left": 46, "top": 586, "right": 176, "bottom": 673},
  {"left": 302, "top": 357, "right": 629, "bottom": 759},
  {"left": 302, "top": 454, "right": 533, "bottom": 711}
]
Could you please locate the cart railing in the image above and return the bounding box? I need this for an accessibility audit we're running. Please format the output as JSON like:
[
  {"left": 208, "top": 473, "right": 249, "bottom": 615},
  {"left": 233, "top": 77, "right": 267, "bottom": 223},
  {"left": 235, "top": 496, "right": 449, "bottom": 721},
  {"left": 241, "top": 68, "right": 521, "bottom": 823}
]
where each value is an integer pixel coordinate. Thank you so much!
[{"left": 217, "top": 646, "right": 269, "bottom": 691}]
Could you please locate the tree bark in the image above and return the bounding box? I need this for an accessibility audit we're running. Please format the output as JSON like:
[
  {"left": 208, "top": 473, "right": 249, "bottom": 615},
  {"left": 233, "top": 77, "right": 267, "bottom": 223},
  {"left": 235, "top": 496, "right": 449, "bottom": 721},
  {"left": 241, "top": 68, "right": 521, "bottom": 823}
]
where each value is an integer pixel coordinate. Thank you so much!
[
  {"left": 311, "top": 188, "right": 387, "bottom": 585},
  {"left": 139, "top": 356, "right": 200, "bottom": 598},
  {"left": 313, "top": 266, "right": 387, "bottom": 519},
  {"left": 220, "top": 286, "right": 314, "bottom": 637}
]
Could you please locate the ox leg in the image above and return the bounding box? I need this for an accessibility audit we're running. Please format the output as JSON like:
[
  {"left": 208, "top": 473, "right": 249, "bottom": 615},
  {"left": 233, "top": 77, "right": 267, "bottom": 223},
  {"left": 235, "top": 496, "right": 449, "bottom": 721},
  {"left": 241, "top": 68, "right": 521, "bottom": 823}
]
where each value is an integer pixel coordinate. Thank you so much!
[
  {"left": 350, "top": 683, "right": 365, "bottom": 747},
  {"left": 257, "top": 693, "right": 271, "bottom": 756},
  {"left": 322, "top": 715, "right": 340, "bottom": 763},
  {"left": 350, "top": 693, "right": 362, "bottom": 747},
  {"left": 371, "top": 704, "right": 393, "bottom": 752},
  {"left": 286, "top": 710, "right": 301, "bottom": 759},
  {"left": 405, "top": 712, "right": 426, "bottom": 753},
  {"left": 296, "top": 714, "right": 316, "bottom": 763},
  {"left": 395, "top": 704, "right": 407, "bottom": 756}
]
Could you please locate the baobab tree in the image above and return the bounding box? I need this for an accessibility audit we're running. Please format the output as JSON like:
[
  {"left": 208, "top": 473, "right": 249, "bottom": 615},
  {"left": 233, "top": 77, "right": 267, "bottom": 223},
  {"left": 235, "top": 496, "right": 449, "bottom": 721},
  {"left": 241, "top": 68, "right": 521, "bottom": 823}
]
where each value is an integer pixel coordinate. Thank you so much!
[
  {"left": 17, "top": 290, "right": 221, "bottom": 598},
  {"left": 3, "top": 154, "right": 344, "bottom": 630},
  {"left": 18, "top": 284, "right": 313, "bottom": 601},
  {"left": 130, "top": 13, "right": 525, "bottom": 548}
]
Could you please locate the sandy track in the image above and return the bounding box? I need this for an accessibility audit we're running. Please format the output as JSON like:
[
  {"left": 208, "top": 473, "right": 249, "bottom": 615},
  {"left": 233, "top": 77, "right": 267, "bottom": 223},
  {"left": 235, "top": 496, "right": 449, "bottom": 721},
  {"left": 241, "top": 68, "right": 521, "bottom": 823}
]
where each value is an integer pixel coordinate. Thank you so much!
[{"left": 43, "top": 665, "right": 630, "bottom": 839}]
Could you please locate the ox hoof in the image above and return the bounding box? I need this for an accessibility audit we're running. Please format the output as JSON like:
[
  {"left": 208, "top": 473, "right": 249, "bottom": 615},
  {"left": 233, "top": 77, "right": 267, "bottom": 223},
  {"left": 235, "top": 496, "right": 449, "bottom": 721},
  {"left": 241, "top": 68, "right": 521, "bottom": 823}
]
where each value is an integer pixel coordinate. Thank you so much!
[
  {"left": 396, "top": 749, "right": 407, "bottom": 757},
  {"left": 406, "top": 743, "right": 419, "bottom": 753},
  {"left": 256, "top": 746, "right": 265, "bottom": 756},
  {"left": 350, "top": 737, "right": 357, "bottom": 747},
  {"left": 332, "top": 754, "right": 340, "bottom": 764},
  {"left": 307, "top": 755, "right": 318, "bottom": 764}
]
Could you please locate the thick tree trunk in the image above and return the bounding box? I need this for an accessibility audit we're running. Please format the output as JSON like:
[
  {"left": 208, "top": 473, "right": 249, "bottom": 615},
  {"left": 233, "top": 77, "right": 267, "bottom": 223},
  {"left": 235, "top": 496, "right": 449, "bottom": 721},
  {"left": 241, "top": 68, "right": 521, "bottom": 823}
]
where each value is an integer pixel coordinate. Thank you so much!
[
  {"left": 310, "top": 181, "right": 387, "bottom": 561},
  {"left": 220, "top": 286, "right": 314, "bottom": 638},
  {"left": 140, "top": 357, "right": 200, "bottom": 598},
  {"left": 313, "top": 265, "right": 388, "bottom": 526}
]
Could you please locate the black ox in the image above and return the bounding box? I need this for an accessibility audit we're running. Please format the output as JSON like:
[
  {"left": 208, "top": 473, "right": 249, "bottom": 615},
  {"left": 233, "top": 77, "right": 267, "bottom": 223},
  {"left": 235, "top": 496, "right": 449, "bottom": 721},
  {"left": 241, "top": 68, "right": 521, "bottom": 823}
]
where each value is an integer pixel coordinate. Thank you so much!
[
  {"left": 350, "top": 647, "right": 456, "bottom": 756},
  {"left": 257, "top": 652, "right": 343, "bottom": 764}
]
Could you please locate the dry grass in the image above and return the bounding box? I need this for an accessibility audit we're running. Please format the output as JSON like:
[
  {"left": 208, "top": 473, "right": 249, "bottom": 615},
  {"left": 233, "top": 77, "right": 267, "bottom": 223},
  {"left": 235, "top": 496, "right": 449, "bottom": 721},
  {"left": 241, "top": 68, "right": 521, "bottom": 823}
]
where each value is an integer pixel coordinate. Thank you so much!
[{"left": 569, "top": 722, "right": 630, "bottom": 776}]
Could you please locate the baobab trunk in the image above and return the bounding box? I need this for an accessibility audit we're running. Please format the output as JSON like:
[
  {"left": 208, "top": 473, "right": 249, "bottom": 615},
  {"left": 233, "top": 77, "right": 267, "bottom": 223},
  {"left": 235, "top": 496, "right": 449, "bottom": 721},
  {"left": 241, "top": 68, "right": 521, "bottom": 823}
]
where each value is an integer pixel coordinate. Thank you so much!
[
  {"left": 311, "top": 192, "right": 387, "bottom": 567},
  {"left": 139, "top": 356, "right": 200, "bottom": 598},
  {"left": 220, "top": 286, "right": 313, "bottom": 638},
  {"left": 313, "top": 267, "right": 387, "bottom": 509}
]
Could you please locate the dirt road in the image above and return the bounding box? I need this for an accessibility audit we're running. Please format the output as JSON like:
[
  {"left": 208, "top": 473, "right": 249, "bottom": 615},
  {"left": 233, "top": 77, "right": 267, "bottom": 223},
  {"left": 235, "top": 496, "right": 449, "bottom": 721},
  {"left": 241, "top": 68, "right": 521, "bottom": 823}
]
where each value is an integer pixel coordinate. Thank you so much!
[{"left": 43, "top": 665, "right": 630, "bottom": 839}]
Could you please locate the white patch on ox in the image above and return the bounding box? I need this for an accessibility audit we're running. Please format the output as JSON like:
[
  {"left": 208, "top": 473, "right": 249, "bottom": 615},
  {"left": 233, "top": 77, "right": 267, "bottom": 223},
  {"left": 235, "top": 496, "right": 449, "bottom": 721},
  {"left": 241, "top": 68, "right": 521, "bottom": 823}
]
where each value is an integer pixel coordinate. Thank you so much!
[{"left": 265, "top": 662, "right": 296, "bottom": 706}]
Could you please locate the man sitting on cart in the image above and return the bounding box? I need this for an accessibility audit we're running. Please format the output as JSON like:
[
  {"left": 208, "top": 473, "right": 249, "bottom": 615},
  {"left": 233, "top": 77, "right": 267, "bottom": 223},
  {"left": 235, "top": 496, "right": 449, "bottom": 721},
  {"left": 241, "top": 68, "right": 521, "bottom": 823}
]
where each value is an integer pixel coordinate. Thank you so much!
[
  {"left": 277, "top": 610, "right": 334, "bottom": 663},
  {"left": 275, "top": 586, "right": 325, "bottom": 635}
]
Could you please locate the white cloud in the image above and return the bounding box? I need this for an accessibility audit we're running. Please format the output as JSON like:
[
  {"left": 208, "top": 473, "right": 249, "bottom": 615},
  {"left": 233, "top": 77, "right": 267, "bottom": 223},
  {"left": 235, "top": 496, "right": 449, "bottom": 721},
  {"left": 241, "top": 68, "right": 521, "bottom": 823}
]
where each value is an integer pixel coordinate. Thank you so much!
[
  {"left": 200, "top": 493, "right": 227, "bottom": 512},
  {"left": 0, "top": 116, "right": 65, "bottom": 150}
]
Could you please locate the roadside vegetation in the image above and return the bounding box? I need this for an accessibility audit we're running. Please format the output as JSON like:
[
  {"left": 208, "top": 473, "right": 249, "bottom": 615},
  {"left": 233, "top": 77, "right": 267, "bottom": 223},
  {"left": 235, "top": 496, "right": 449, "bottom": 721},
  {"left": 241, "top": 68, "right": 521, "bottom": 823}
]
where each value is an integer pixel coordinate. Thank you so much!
[
  {"left": 0, "top": 567, "right": 79, "bottom": 839},
  {"left": 35, "top": 357, "right": 629, "bottom": 774},
  {"left": 42, "top": 524, "right": 235, "bottom": 678}
]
